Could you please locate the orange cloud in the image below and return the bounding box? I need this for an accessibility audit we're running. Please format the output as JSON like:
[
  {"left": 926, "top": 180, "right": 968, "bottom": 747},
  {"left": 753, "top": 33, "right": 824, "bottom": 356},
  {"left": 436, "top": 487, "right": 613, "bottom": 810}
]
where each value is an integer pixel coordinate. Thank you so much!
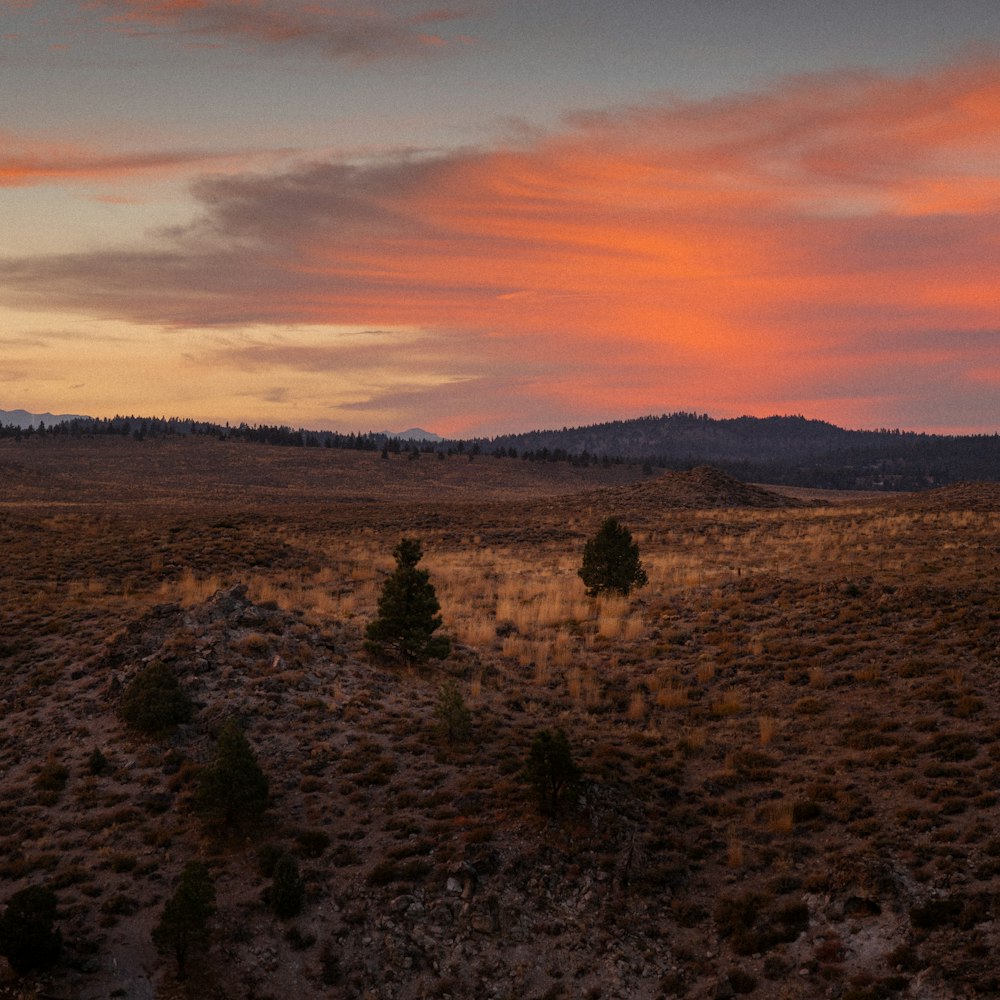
[
  {"left": 3, "top": 56, "right": 1000, "bottom": 432},
  {"left": 0, "top": 131, "right": 268, "bottom": 187}
]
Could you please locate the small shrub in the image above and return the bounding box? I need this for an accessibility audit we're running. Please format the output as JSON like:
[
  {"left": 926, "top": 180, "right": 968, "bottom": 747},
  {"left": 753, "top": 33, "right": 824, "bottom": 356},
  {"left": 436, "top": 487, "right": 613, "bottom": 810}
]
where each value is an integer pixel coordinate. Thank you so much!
[
  {"left": 792, "top": 800, "right": 824, "bottom": 824},
  {"left": 120, "top": 661, "right": 192, "bottom": 734},
  {"left": 270, "top": 854, "right": 305, "bottom": 919},
  {"left": 87, "top": 748, "right": 109, "bottom": 776},
  {"left": 927, "top": 732, "right": 978, "bottom": 762},
  {"left": 0, "top": 885, "right": 62, "bottom": 974},
  {"left": 357, "top": 758, "right": 397, "bottom": 787},
  {"left": 330, "top": 844, "right": 361, "bottom": 867},
  {"left": 366, "top": 858, "right": 432, "bottom": 886},
  {"left": 728, "top": 967, "right": 758, "bottom": 994},
  {"left": 257, "top": 844, "right": 282, "bottom": 879},
  {"left": 715, "top": 893, "right": 809, "bottom": 955},
  {"left": 714, "top": 893, "right": 762, "bottom": 944},
  {"left": 729, "top": 750, "right": 776, "bottom": 781},
  {"left": 35, "top": 758, "right": 70, "bottom": 793},
  {"left": 769, "top": 901, "right": 810, "bottom": 945},
  {"left": 295, "top": 828, "right": 330, "bottom": 859},
  {"left": 101, "top": 893, "right": 140, "bottom": 916},
  {"left": 909, "top": 896, "right": 964, "bottom": 931},
  {"left": 284, "top": 925, "right": 316, "bottom": 950}
]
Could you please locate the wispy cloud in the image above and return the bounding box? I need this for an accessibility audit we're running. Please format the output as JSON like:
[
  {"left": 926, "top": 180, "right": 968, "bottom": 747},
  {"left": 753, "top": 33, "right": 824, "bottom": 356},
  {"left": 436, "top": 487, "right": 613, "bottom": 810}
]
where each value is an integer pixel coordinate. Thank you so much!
[
  {"left": 3, "top": 55, "right": 999, "bottom": 430},
  {"left": 82, "top": 1, "right": 474, "bottom": 60},
  {"left": 0, "top": 131, "right": 282, "bottom": 187}
]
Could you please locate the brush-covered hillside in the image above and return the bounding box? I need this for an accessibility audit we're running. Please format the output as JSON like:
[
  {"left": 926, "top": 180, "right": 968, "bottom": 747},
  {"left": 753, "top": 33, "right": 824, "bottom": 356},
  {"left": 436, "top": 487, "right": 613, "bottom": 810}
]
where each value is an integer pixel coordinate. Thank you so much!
[{"left": 1, "top": 435, "right": 999, "bottom": 1000}]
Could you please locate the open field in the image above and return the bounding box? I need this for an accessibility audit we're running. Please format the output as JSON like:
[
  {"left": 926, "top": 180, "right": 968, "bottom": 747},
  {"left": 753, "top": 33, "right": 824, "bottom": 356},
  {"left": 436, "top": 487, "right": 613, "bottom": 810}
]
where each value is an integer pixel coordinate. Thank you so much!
[{"left": 1, "top": 436, "right": 999, "bottom": 999}]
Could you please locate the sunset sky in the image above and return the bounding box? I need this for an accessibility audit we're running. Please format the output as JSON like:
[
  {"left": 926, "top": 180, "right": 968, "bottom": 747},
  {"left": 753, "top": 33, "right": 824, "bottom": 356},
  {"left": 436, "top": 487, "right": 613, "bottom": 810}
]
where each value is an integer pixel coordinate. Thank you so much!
[{"left": 2, "top": 1, "right": 999, "bottom": 436}]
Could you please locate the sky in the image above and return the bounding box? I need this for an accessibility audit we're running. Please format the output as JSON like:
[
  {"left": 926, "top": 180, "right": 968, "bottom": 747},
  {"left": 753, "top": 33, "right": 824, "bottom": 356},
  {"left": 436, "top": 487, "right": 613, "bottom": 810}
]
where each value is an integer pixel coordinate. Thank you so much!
[{"left": 1, "top": 1, "right": 999, "bottom": 437}]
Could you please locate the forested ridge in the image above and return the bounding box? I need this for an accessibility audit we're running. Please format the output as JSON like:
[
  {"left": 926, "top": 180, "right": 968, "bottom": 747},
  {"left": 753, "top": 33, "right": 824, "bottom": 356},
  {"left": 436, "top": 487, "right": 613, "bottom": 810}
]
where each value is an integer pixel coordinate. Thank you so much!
[
  {"left": 3, "top": 411, "right": 997, "bottom": 490},
  {"left": 475, "top": 413, "right": 1000, "bottom": 490}
]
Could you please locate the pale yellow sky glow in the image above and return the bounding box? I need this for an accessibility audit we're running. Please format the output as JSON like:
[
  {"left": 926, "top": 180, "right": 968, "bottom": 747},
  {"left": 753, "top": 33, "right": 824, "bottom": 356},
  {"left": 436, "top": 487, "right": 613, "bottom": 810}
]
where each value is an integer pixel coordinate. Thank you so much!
[{"left": 0, "top": 310, "right": 458, "bottom": 429}]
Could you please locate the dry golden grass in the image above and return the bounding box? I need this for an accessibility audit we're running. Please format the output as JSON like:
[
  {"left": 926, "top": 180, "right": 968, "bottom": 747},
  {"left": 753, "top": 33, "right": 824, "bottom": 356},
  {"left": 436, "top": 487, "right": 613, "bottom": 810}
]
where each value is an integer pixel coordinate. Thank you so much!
[
  {"left": 766, "top": 800, "right": 796, "bottom": 834},
  {"left": 627, "top": 690, "right": 647, "bottom": 721},
  {"left": 808, "top": 667, "right": 828, "bottom": 689},
  {"left": 758, "top": 715, "right": 779, "bottom": 746},
  {"left": 726, "top": 836, "right": 745, "bottom": 869},
  {"left": 696, "top": 660, "right": 717, "bottom": 684},
  {"left": 656, "top": 685, "right": 690, "bottom": 709}
]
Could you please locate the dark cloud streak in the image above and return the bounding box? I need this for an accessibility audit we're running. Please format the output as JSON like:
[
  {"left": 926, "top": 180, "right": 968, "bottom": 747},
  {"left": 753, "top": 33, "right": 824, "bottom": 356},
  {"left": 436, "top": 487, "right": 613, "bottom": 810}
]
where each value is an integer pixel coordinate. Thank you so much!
[{"left": 88, "top": 1, "right": 474, "bottom": 61}]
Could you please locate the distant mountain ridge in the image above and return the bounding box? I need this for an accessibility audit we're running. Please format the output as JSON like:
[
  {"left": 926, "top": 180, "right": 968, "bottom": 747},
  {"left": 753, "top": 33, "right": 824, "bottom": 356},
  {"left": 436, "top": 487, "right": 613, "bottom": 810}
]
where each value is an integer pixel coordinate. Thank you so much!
[
  {"left": 382, "top": 428, "right": 442, "bottom": 442},
  {"left": 0, "top": 407, "right": 90, "bottom": 429},
  {"left": 481, "top": 413, "right": 882, "bottom": 460},
  {"left": 474, "top": 412, "right": 1000, "bottom": 490},
  {"left": 3, "top": 407, "right": 997, "bottom": 490}
]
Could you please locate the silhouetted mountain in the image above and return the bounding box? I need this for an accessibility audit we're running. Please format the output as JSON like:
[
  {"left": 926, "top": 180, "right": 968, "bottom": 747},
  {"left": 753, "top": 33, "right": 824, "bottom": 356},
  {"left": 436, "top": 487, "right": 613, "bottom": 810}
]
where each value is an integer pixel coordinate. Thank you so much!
[
  {"left": 381, "top": 428, "right": 442, "bottom": 442},
  {"left": 4, "top": 409, "right": 995, "bottom": 491},
  {"left": 1, "top": 407, "right": 89, "bottom": 429},
  {"left": 473, "top": 413, "right": 1000, "bottom": 490}
]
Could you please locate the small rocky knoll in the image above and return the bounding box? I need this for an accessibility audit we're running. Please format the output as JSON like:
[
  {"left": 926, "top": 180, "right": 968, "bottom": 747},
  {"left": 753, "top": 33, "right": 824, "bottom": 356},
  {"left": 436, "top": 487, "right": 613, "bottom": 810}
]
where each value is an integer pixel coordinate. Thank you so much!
[
  {"left": 882, "top": 480, "right": 1000, "bottom": 513},
  {"left": 533, "top": 466, "right": 811, "bottom": 526}
]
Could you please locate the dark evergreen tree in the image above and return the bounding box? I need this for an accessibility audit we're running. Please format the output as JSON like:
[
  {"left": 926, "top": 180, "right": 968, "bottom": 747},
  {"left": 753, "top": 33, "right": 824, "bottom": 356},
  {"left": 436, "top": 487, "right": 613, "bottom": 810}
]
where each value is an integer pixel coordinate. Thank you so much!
[
  {"left": 434, "top": 679, "right": 472, "bottom": 745},
  {"left": 365, "top": 538, "right": 450, "bottom": 664},
  {"left": 193, "top": 719, "right": 269, "bottom": 828},
  {"left": 269, "top": 854, "right": 305, "bottom": 919},
  {"left": 0, "top": 885, "right": 62, "bottom": 974},
  {"left": 578, "top": 517, "right": 648, "bottom": 597},
  {"left": 524, "top": 728, "right": 582, "bottom": 817},
  {"left": 152, "top": 861, "right": 215, "bottom": 980}
]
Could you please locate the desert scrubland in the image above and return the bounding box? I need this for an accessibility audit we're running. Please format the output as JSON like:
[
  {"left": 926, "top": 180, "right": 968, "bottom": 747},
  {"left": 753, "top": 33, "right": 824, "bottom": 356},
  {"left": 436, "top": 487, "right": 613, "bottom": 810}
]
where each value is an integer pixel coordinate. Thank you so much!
[{"left": 1, "top": 435, "right": 999, "bottom": 1000}]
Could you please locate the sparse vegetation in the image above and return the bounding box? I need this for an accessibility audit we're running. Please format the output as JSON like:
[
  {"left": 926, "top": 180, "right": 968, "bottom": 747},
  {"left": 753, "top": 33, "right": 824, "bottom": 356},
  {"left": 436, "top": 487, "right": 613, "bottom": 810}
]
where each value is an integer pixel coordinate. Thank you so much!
[{"left": 1, "top": 435, "right": 999, "bottom": 999}]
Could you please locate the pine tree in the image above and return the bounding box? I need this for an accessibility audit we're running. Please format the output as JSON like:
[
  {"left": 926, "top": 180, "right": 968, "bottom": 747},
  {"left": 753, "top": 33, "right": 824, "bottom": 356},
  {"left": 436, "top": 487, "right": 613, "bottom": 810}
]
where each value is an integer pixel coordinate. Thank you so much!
[
  {"left": 523, "top": 729, "right": 582, "bottom": 817},
  {"left": 365, "top": 538, "right": 450, "bottom": 664},
  {"left": 434, "top": 679, "right": 472, "bottom": 744},
  {"left": 194, "top": 718, "right": 269, "bottom": 828},
  {"left": 152, "top": 861, "right": 215, "bottom": 980},
  {"left": 578, "top": 517, "right": 649, "bottom": 597}
]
